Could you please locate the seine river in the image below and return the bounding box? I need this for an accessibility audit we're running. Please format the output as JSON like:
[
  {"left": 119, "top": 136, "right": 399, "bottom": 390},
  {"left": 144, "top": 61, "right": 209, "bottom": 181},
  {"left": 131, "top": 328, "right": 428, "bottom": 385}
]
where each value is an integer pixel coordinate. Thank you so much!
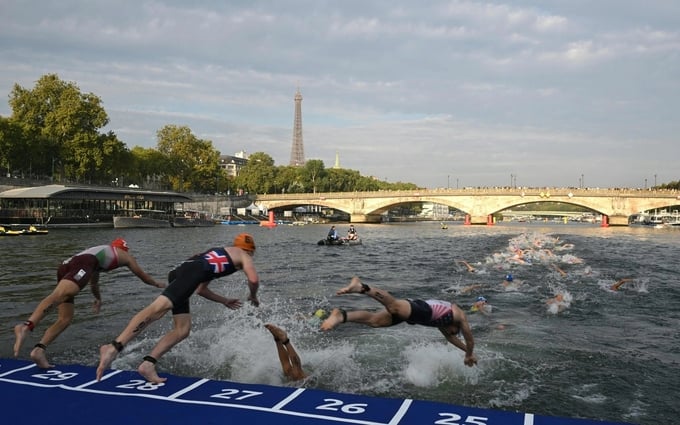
[{"left": 1, "top": 221, "right": 678, "bottom": 425}]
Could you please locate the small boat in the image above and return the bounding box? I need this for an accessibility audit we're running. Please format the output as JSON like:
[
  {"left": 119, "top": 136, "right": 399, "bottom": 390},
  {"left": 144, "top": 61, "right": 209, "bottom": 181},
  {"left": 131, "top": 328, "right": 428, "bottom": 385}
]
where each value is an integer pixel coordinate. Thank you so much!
[
  {"left": 317, "top": 238, "right": 362, "bottom": 246},
  {"left": 113, "top": 209, "right": 172, "bottom": 228},
  {"left": 21, "top": 225, "right": 49, "bottom": 235},
  {"left": 0, "top": 226, "right": 23, "bottom": 236},
  {"left": 172, "top": 210, "right": 216, "bottom": 227}
]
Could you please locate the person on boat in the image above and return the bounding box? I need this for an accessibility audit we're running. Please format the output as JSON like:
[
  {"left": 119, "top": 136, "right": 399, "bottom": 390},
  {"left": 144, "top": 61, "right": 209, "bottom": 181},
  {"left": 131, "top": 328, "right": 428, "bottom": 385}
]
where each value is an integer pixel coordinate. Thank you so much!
[
  {"left": 320, "top": 276, "right": 477, "bottom": 367},
  {"left": 96, "top": 233, "right": 260, "bottom": 383},
  {"left": 346, "top": 224, "right": 358, "bottom": 240},
  {"left": 264, "top": 324, "right": 308, "bottom": 382},
  {"left": 327, "top": 225, "right": 339, "bottom": 241},
  {"left": 13, "top": 238, "right": 164, "bottom": 369}
]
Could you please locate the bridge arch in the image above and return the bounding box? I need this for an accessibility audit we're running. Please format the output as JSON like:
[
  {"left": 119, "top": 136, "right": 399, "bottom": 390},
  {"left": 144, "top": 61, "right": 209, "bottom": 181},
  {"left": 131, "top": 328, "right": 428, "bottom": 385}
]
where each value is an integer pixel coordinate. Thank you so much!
[{"left": 255, "top": 188, "right": 680, "bottom": 226}]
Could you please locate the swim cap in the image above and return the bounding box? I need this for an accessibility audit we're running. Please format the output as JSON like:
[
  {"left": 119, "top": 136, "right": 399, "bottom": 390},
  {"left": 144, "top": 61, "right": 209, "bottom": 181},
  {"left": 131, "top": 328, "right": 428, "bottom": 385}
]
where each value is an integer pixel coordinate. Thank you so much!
[
  {"left": 111, "top": 238, "right": 129, "bottom": 252},
  {"left": 505, "top": 273, "right": 513, "bottom": 282},
  {"left": 477, "top": 296, "right": 487, "bottom": 302},
  {"left": 233, "top": 233, "right": 256, "bottom": 253},
  {"left": 314, "top": 309, "right": 328, "bottom": 319}
]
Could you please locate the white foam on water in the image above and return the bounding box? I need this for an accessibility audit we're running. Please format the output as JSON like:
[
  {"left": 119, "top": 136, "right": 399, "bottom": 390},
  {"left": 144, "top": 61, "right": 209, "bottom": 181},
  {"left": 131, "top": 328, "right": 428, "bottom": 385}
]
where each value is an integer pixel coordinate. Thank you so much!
[{"left": 402, "top": 341, "right": 479, "bottom": 387}]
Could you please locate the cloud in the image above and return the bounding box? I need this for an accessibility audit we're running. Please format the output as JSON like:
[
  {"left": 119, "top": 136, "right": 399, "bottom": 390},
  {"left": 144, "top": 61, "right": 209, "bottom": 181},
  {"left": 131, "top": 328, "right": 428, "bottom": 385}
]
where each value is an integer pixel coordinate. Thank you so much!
[{"left": 0, "top": 0, "right": 678, "bottom": 189}]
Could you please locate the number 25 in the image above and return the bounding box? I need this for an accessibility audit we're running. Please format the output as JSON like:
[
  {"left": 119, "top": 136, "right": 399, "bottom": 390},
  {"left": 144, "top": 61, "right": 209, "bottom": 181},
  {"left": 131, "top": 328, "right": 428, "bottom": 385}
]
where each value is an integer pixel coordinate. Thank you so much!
[{"left": 435, "top": 413, "right": 488, "bottom": 425}]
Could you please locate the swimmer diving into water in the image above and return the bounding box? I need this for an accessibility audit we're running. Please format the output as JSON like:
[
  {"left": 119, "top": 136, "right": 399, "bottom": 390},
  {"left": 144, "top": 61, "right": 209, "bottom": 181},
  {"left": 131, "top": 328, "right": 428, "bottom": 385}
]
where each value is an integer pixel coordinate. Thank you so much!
[{"left": 321, "top": 277, "right": 477, "bottom": 367}]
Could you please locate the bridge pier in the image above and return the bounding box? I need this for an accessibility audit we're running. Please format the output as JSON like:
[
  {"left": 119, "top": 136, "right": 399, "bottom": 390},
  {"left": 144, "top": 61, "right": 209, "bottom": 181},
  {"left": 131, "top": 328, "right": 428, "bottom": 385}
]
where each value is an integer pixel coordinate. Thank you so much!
[
  {"left": 468, "top": 215, "right": 491, "bottom": 225},
  {"left": 607, "top": 215, "right": 630, "bottom": 226},
  {"left": 350, "top": 214, "right": 383, "bottom": 223}
]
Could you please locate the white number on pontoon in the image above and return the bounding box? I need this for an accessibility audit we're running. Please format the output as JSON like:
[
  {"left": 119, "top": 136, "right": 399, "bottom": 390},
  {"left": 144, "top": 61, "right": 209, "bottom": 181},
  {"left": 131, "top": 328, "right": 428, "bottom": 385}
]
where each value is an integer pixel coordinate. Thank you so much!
[
  {"left": 116, "top": 379, "right": 165, "bottom": 391},
  {"left": 316, "top": 398, "right": 368, "bottom": 414},
  {"left": 210, "top": 388, "right": 263, "bottom": 400},
  {"left": 31, "top": 370, "right": 78, "bottom": 381},
  {"left": 435, "top": 413, "right": 489, "bottom": 425}
]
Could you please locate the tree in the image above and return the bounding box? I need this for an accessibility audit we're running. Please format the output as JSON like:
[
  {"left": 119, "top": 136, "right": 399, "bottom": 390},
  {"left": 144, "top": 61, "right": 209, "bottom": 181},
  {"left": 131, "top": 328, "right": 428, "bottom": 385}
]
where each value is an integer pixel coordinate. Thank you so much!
[
  {"left": 128, "top": 146, "right": 169, "bottom": 189},
  {"left": 275, "top": 165, "right": 304, "bottom": 194},
  {"left": 0, "top": 116, "right": 27, "bottom": 177},
  {"left": 156, "top": 124, "right": 222, "bottom": 193},
  {"left": 8, "top": 74, "right": 110, "bottom": 182},
  {"left": 301, "top": 159, "right": 326, "bottom": 193},
  {"left": 234, "top": 152, "right": 276, "bottom": 194}
]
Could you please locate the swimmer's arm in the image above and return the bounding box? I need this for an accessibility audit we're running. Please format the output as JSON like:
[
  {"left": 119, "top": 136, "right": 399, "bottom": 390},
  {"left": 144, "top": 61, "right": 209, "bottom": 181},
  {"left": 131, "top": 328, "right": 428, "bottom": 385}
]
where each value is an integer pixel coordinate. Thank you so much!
[
  {"left": 611, "top": 278, "right": 633, "bottom": 290},
  {"left": 441, "top": 327, "right": 467, "bottom": 352},
  {"left": 459, "top": 316, "right": 476, "bottom": 358},
  {"left": 241, "top": 255, "right": 260, "bottom": 306},
  {"left": 124, "top": 254, "right": 165, "bottom": 288},
  {"left": 196, "top": 282, "right": 241, "bottom": 308},
  {"left": 442, "top": 306, "right": 477, "bottom": 366}
]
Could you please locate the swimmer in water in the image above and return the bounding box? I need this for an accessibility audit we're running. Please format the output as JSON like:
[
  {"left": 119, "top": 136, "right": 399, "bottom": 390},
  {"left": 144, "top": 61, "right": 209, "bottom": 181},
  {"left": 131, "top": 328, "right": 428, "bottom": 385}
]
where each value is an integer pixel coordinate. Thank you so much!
[
  {"left": 264, "top": 324, "right": 307, "bottom": 382},
  {"left": 457, "top": 260, "right": 477, "bottom": 273},
  {"left": 501, "top": 273, "right": 520, "bottom": 290},
  {"left": 458, "top": 283, "right": 483, "bottom": 295},
  {"left": 321, "top": 276, "right": 477, "bottom": 367},
  {"left": 610, "top": 278, "right": 633, "bottom": 291},
  {"left": 552, "top": 264, "right": 567, "bottom": 277},
  {"left": 470, "top": 296, "right": 491, "bottom": 315},
  {"left": 546, "top": 292, "right": 571, "bottom": 314}
]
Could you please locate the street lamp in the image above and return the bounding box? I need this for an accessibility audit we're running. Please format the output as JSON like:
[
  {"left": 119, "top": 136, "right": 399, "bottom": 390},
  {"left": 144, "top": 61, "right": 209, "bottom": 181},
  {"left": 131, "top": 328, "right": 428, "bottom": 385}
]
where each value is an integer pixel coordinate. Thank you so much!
[
  {"left": 447, "top": 175, "right": 450, "bottom": 189},
  {"left": 654, "top": 174, "right": 657, "bottom": 187},
  {"left": 581, "top": 174, "right": 584, "bottom": 189}
]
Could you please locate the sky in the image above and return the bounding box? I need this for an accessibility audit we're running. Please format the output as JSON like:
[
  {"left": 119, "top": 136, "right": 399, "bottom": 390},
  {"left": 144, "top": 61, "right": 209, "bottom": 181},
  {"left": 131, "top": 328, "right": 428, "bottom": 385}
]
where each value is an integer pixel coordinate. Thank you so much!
[{"left": 1, "top": 1, "right": 679, "bottom": 189}]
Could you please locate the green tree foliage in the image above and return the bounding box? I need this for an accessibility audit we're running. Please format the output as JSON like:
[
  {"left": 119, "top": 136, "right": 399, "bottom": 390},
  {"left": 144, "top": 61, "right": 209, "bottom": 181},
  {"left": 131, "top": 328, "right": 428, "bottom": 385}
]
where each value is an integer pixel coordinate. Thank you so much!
[
  {"left": 0, "top": 116, "right": 26, "bottom": 177},
  {"left": 156, "top": 124, "right": 224, "bottom": 193},
  {"left": 127, "top": 146, "right": 169, "bottom": 189},
  {"left": 302, "top": 159, "right": 326, "bottom": 193},
  {"left": 8, "top": 74, "right": 118, "bottom": 182},
  {"left": 658, "top": 180, "right": 680, "bottom": 190},
  {"left": 234, "top": 152, "right": 276, "bottom": 194},
  {"left": 275, "top": 165, "right": 304, "bottom": 194}
]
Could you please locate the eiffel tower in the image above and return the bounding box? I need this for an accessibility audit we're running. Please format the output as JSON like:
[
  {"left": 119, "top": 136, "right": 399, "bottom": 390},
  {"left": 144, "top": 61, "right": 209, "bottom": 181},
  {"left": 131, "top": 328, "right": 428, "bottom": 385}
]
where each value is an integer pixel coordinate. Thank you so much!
[{"left": 289, "top": 87, "right": 305, "bottom": 167}]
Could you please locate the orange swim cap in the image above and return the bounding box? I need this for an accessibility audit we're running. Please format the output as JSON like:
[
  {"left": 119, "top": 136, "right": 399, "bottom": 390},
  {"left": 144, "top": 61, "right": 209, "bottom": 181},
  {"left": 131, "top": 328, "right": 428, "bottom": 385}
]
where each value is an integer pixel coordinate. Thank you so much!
[
  {"left": 233, "top": 233, "right": 255, "bottom": 253},
  {"left": 111, "top": 238, "right": 129, "bottom": 252}
]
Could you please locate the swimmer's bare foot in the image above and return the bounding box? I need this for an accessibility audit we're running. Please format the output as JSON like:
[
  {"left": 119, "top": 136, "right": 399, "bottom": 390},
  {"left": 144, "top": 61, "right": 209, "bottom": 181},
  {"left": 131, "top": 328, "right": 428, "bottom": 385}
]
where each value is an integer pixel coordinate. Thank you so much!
[
  {"left": 265, "top": 324, "right": 288, "bottom": 343},
  {"left": 13, "top": 323, "right": 29, "bottom": 357},
  {"left": 320, "top": 308, "right": 345, "bottom": 331},
  {"left": 138, "top": 360, "right": 167, "bottom": 384},
  {"left": 30, "top": 345, "right": 54, "bottom": 368},
  {"left": 336, "top": 276, "right": 364, "bottom": 295},
  {"left": 96, "top": 344, "right": 119, "bottom": 381}
]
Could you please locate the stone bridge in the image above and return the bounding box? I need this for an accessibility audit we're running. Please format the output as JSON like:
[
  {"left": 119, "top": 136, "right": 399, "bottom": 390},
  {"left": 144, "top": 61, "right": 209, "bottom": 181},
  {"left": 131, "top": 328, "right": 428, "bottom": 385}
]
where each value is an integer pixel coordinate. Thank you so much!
[{"left": 255, "top": 187, "right": 680, "bottom": 226}]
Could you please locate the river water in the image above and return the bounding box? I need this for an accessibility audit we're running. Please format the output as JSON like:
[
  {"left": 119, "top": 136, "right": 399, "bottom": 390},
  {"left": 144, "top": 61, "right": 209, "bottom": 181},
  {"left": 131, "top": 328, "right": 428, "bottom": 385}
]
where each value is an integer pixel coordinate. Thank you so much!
[{"left": 1, "top": 221, "right": 678, "bottom": 425}]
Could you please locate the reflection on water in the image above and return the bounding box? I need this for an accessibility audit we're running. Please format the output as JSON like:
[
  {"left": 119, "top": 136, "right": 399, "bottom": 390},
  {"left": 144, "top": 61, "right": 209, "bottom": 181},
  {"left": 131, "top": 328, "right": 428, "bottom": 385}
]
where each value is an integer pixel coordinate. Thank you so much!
[{"left": 1, "top": 222, "right": 679, "bottom": 425}]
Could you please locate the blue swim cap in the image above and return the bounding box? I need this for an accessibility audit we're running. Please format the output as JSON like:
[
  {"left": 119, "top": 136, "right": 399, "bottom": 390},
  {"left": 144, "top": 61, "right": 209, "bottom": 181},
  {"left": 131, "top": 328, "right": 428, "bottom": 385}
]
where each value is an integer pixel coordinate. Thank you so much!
[
  {"left": 505, "top": 274, "right": 513, "bottom": 282},
  {"left": 477, "top": 296, "right": 487, "bottom": 302}
]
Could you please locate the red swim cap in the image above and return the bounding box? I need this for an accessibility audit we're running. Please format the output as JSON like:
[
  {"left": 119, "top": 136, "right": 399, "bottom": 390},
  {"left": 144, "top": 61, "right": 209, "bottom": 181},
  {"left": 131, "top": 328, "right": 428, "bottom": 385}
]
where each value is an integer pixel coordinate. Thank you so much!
[{"left": 111, "top": 238, "right": 129, "bottom": 252}]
